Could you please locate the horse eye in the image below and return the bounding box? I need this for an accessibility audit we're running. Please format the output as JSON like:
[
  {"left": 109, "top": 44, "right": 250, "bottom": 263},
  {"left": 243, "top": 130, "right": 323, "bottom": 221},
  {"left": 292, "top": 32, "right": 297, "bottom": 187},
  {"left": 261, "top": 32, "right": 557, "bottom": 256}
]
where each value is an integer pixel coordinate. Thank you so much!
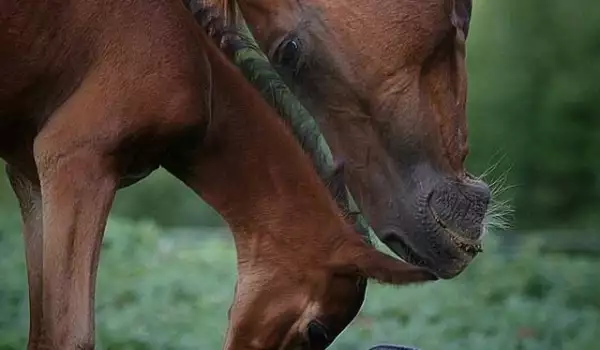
[{"left": 275, "top": 37, "right": 301, "bottom": 69}]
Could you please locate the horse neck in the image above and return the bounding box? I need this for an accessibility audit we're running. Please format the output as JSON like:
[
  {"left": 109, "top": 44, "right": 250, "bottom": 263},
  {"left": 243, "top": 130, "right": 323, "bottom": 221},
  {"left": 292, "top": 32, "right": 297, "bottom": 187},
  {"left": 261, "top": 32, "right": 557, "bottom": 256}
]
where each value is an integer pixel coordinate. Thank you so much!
[{"left": 194, "top": 40, "right": 356, "bottom": 272}]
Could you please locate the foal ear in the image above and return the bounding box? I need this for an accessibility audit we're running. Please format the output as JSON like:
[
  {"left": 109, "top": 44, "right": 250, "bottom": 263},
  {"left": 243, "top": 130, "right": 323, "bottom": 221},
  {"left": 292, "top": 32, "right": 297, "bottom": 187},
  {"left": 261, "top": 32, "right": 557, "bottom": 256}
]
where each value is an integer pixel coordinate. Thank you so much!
[
  {"left": 324, "top": 159, "right": 348, "bottom": 206},
  {"left": 451, "top": 0, "right": 472, "bottom": 38},
  {"left": 328, "top": 240, "right": 438, "bottom": 285}
]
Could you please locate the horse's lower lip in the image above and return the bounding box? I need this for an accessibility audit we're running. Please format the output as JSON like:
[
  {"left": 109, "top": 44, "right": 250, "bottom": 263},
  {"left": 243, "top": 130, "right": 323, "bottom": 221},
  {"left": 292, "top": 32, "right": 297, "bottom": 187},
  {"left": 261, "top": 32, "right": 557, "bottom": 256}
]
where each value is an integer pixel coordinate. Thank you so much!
[
  {"left": 383, "top": 229, "right": 474, "bottom": 279},
  {"left": 428, "top": 205, "right": 483, "bottom": 254}
]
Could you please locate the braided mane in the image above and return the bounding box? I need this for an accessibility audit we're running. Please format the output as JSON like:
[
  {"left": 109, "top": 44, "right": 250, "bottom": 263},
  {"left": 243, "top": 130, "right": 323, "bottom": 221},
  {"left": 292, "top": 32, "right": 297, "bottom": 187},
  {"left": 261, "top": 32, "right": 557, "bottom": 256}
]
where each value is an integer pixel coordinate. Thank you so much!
[{"left": 184, "top": 0, "right": 240, "bottom": 27}]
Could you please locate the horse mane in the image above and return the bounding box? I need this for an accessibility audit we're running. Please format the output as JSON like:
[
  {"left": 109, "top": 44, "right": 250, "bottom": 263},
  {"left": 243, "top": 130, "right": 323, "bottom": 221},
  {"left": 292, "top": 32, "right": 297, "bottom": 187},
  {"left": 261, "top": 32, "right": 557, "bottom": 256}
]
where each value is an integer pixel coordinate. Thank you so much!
[
  {"left": 183, "top": 1, "right": 279, "bottom": 95},
  {"left": 184, "top": 0, "right": 241, "bottom": 27}
]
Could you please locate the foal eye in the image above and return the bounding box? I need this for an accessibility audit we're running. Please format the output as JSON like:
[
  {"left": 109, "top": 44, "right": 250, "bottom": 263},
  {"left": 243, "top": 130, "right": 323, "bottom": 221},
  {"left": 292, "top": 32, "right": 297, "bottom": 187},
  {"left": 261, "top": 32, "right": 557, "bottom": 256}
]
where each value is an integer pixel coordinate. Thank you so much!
[
  {"left": 273, "top": 36, "right": 302, "bottom": 71},
  {"left": 307, "top": 320, "right": 332, "bottom": 348}
]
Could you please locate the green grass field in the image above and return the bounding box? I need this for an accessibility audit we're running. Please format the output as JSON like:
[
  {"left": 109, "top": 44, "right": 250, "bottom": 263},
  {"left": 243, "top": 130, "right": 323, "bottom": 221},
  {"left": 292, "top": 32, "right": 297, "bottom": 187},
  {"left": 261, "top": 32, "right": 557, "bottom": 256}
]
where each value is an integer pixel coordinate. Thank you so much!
[{"left": 1, "top": 217, "right": 599, "bottom": 350}]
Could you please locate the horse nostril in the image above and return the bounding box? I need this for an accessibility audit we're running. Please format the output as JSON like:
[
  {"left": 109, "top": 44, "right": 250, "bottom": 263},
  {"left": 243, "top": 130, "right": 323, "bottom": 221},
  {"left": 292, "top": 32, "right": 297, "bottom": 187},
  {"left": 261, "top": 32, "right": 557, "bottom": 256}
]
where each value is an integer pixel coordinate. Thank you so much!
[
  {"left": 428, "top": 177, "right": 491, "bottom": 240},
  {"left": 465, "top": 178, "right": 491, "bottom": 206}
]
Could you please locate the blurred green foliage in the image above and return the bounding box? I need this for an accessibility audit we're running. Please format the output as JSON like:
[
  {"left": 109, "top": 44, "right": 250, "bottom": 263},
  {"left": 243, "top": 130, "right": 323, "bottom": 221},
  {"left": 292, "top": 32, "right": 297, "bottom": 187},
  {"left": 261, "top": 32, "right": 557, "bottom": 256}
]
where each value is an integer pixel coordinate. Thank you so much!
[
  {"left": 466, "top": 0, "right": 600, "bottom": 230},
  {"left": 109, "top": 170, "right": 225, "bottom": 227},
  {"left": 0, "top": 168, "right": 225, "bottom": 228},
  {"left": 1, "top": 218, "right": 599, "bottom": 349},
  {"left": 1, "top": 1, "right": 598, "bottom": 230}
]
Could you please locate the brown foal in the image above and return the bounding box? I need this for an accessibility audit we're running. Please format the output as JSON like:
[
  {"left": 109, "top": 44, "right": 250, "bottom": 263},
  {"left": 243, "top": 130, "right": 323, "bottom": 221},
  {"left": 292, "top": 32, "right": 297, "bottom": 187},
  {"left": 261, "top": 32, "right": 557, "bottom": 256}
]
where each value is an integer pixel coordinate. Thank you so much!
[{"left": 1, "top": 1, "right": 434, "bottom": 349}]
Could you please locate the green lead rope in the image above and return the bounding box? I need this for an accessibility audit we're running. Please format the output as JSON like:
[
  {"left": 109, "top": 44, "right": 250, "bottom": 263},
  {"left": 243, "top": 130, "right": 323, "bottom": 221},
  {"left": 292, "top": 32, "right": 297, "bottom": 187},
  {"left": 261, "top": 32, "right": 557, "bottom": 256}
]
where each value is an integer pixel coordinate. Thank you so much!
[{"left": 230, "top": 18, "right": 373, "bottom": 242}]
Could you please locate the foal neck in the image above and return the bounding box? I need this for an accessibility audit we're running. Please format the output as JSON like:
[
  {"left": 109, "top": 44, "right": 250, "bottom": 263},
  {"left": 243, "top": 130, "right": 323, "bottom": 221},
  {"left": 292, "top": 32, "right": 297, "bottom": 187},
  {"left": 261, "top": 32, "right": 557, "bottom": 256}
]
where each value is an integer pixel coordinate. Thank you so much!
[
  {"left": 181, "top": 35, "right": 367, "bottom": 349},
  {"left": 198, "top": 37, "right": 356, "bottom": 269}
]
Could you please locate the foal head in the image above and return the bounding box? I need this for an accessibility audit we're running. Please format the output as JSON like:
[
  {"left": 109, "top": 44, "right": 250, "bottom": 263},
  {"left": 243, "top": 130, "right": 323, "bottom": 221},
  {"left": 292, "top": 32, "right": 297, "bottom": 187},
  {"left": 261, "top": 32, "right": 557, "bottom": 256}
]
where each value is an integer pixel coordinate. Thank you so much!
[
  {"left": 192, "top": 0, "right": 489, "bottom": 279},
  {"left": 219, "top": 166, "right": 436, "bottom": 350}
]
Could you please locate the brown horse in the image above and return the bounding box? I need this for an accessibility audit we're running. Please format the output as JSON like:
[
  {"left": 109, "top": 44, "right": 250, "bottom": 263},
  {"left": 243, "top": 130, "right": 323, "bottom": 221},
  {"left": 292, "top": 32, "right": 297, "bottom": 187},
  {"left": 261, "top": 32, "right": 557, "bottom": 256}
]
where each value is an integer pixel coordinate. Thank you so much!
[
  {"left": 1, "top": 1, "right": 434, "bottom": 349},
  {"left": 192, "top": 0, "right": 492, "bottom": 279}
]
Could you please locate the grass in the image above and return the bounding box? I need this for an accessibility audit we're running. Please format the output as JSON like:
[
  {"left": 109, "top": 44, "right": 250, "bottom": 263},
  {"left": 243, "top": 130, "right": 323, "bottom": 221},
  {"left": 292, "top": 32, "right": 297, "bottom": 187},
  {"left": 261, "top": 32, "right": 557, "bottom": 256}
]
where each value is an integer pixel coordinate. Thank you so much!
[{"left": 1, "top": 217, "right": 599, "bottom": 350}]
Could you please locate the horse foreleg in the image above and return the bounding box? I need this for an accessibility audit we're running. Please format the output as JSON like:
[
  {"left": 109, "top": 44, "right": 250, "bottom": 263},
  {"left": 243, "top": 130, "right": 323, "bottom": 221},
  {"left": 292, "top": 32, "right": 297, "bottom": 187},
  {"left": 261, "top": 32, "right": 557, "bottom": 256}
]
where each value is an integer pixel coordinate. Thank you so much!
[
  {"left": 34, "top": 144, "right": 117, "bottom": 350},
  {"left": 6, "top": 165, "right": 44, "bottom": 350}
]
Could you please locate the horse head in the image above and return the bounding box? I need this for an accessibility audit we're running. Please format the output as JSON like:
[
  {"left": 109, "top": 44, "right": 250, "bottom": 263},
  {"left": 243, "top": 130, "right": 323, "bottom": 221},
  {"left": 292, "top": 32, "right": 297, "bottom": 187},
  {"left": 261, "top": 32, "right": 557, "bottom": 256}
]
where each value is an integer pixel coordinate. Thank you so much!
[{"left": 195, "top": 0, "right": 489, "bottom": 280}]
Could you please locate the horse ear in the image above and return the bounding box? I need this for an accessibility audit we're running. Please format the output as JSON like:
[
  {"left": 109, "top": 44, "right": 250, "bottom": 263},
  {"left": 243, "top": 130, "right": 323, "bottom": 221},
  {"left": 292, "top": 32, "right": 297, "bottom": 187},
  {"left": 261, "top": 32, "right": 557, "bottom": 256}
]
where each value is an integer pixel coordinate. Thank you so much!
[
  {"left": 327, "top": 239, "right": 438, "bottom": 285},
  {"left": 451, "top": 0, "right": 472, "bottom": 37}
]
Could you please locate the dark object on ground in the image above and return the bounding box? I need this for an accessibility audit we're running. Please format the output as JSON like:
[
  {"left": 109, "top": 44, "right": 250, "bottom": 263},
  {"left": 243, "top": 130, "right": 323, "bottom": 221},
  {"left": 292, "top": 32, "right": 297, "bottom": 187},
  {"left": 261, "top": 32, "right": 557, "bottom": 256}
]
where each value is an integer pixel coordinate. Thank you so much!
[{"left": 369, "top": 345, "right": 420, "bottom": 350}]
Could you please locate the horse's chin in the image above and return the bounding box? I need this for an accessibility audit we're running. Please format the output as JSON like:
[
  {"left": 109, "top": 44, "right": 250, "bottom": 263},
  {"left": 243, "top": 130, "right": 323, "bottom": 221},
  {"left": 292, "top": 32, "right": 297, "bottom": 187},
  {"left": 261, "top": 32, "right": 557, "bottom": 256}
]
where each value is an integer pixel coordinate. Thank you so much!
[{"left": 379, "top": 219, "right": 482, "bottom": 280}]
